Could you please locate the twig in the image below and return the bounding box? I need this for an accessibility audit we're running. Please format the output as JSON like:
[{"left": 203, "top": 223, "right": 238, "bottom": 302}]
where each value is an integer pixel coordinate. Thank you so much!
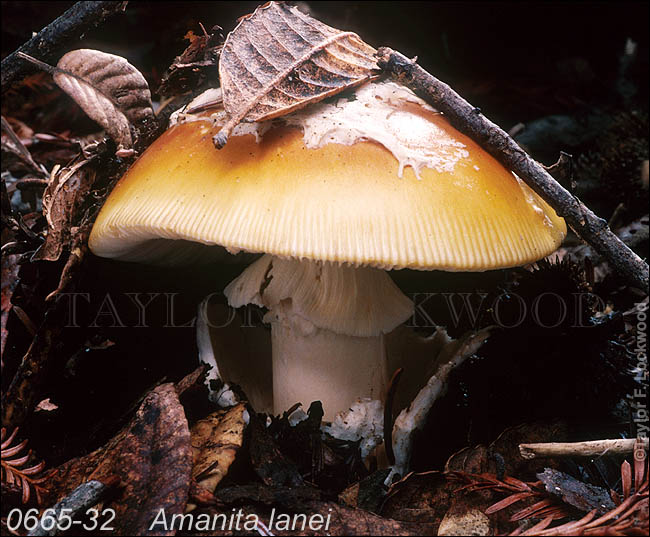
[
  {"left": 519, "top": 438, "right": 649, "bottom": 460},
  {"left": 376, "top": 48, "right": 649, "bottom": 295},
  {"left": 390, "top": 328, "right": 491, "bottom": 481},
  {"left": 1, "top": 1, "right": 128, "bottom": 92},
  {"left": 383, "top": 368, "right": 403, "bottom": 466},
  {"left": 27, "top": 476, "right": 120, "bottom": 536},
  {"left": 1, "top": 116, "right": 47, "bottom": 177},
  {"left": 1, "top": 221, "right": 95, "bottom": 428},
  {"left": 16, "top": 178, "right": 49, "bottom": 190},
  {"left": 1, "top": 303, "right": 66, "bottom": 428}
]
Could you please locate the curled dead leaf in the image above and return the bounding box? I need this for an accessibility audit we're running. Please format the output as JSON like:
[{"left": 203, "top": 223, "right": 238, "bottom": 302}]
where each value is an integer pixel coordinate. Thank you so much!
[
  {"left": 215, "top": 1, "right": 379, "bottom": 147},
  {"left": 55, "top": 49, "right": 153, "bottom": 151},
  {"left": 537, "top": 468, "right": 615, "bottom": 515},
  {"left": 48, "top": 383, "right": 192, "bottom": 535},
  {"left": 189, "top": 403, "right": 249, "bottom": 509},
  {"left": 45, "top": 220, "right": 92, "bottom": 301},
  {"left": 437, "top": 505, "right": 491, "bottom": 536},
  {"left": 445, "top": 421, "right": 570, "bottom": 479},
  {"left": 382, "top": 471, "right": 455, "bottom": 528},
  {"left": 339, "top": 469, "right": 391, "bottom": 513},
  {"left": 32, "top": 159, "right": 96, "bottom": 263},
  {"left": 1, "top": 253, "right": 20, "bottom": 360},
  {"left": 248, "top": 410, "right": 304, "bottom": 488},
  {"left": 158, "top": 26, "right": 222, "bottom": 98},
  {"left": 18, "top": 49, "right": 154, "bottom": 151},
  {"left": 192, "top": 501, "right": 434, "bottom": 535},
  {"left": 1, "top": 115, "right": 46, "bottom": 177}
]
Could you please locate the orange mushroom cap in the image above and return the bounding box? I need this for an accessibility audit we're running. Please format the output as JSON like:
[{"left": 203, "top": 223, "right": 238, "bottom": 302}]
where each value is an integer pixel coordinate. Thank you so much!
[{"left": 89, "top": 81, "right": 566, "bottom": 270}]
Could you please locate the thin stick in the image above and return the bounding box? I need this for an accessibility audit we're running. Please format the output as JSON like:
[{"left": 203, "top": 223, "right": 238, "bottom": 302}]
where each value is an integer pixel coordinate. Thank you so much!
[
  {"left": 376, "top": 48, "right": 649, "bottom": 295},
  {"left": 1, "top": 304, "right": 65, "bottom": 428},
  {"left": 27, "top": 476, "right": 120, "bottom": 536},
  {"left": 519, "top": 439, "right": 649, "bottom": 460},
  {"left": 390, "top": 328, "right": 491, "bottom": 480},
  {"left": 1, "top": 116, "right": 46, "bottom": 177},
  {"left": 383, "top": 367, "right": 403, "bottom": 466},
  {"left": 1, "top": 1, "right": 128, "bottom": 92}
]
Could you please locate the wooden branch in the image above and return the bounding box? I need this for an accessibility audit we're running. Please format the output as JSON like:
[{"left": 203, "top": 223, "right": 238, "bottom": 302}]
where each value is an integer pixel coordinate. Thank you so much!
[
  {"left": 383, "top": 368, "right": 403, "bottom": 466},
  {"left": 519, "top": 439, "right": 649, "bottom": 459},
  {"left": 1, "top": 1, "right": 128, "bottom": 92},
  {"left": 27, "top": 476, "right": 120, "bottom": 537},
  {"left": 376, "top": 48, "right": 649, "bottom": 295},
  {"left": 1, "top": 304, "right": 65, "bottom": 428}
]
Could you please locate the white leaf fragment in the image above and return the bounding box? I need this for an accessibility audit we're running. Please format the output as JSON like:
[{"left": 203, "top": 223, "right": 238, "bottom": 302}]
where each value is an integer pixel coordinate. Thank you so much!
[{"left": 323, "top": 398, "right": 384, "bottom": 459}]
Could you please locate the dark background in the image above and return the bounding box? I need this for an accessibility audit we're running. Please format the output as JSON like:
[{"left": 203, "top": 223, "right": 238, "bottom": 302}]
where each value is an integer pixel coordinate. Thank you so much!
[{"left": 3, "top": 1, "right": 649, "bottom": 127}]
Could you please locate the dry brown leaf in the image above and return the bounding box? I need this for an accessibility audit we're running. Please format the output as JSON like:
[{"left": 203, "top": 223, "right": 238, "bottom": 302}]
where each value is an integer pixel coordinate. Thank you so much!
[
  {"left": 1, "top": 253, "right": 20, "bottom": 361},
  {"left": 382, "top": 471, "right": 451, "bottom": 525},
  {"left": 175, "top": 364, "right": 208, "bottom": 396},
  {"left": 191, "top": 501, "right": 433, "bottom": 535},
  {"left": 437, "top": 505, "right": 491, "bottom": 536},
  {"left": 49, "top": 383, "right": 192, "bottom": 535},
  {"left": 214, "top": 482, "right": 320, "bottom": 507},
  {"left": 158, "top": 26, "right": 222, "bottom": 98},
  {"left": 441, "top": 471, "right": 565, "bottom": 534},
  {"left": 383, "top": 469, "right": 560, "bottom": 535},
  {"left": 4, "top": 117, "right": 34, "bottom": 140},
  {"left": 248, "top": 408, "right": 305, "bottom": 488},
  {"left": 299, "top": 501, "right": 435, "bottom": 535},
  {"left": 44, "top": 220, "right": 92, "bottom": 301},
  {"left": 189, "top": 403, "right": 249, "bottom": 503},
  {"left": 537, "top": 468, "right": 615, "bottom": 515},
  {"left": 445, "top": 421, "right": 570, "bottom": 480},
  {"left": 1, "top": 115, "right": 46, "bottom": 177},
  {"left": 450, "top": 453, "right": 650, "bottom": 536},
  {"left": 34, "top": 398, "right": 59, "bottom": 412},
  {"left": 18, "top": 49, "right": 154, "bottom": 151},
  {"left": 55, "top": 49, "right": 154, "bottom": 150},
  {"left": 32, "top": 158, "right": 96, "bottom": 262},
  {"left": 215, "top": 1, "right": 379, "bottom": 147},
  {"left": 338, "top": 469, "right": 391, "bottom": 513}
]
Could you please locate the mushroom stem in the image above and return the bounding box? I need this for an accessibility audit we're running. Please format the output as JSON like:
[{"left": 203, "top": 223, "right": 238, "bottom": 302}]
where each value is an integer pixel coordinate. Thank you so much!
[
  {"left": 224, "top": 255, "right": 414, "bottom": 420},
  {"left": 271, "top": 321, "right": 388, "bottom": 420}
]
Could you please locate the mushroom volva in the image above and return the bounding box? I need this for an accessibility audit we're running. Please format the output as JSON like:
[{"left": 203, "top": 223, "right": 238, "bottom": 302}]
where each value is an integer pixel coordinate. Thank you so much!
[{"left": 89, "top": 81, "right": 566, "bottom": 420}]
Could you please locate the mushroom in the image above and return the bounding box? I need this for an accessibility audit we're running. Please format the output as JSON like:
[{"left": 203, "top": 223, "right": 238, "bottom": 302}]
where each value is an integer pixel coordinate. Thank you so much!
[{"left": 89, "top": 81, "right": 566, "bottom": 420}]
